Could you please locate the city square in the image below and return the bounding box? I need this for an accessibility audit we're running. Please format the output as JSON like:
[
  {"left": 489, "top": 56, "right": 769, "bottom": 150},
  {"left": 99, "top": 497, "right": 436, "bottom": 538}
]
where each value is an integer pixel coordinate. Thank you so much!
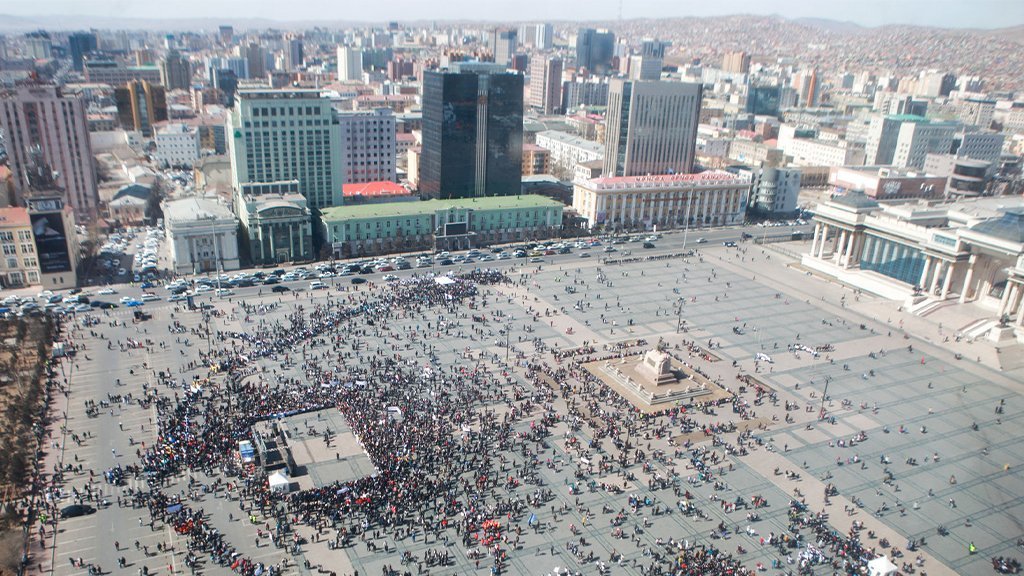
[{"left": 28, "top": 237, "right": 1024, "bottom": 576}]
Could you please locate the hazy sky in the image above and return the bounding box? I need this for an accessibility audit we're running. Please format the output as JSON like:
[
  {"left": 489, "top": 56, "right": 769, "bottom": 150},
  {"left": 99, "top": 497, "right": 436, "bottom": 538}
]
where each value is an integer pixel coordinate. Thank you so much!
[{"left": 8, "top": 0, "right": 1024, "bottom": 29}]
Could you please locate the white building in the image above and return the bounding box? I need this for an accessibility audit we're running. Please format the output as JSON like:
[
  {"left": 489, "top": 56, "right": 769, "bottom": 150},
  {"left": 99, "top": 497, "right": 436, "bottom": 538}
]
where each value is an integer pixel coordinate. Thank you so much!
[
  {"left": 804, "top": 192, "right": 1024, "bottom": 343},
  {"left": 337, "top": 46, "right": 363, "bottom": 82},
  {"left": 893, "top": 120, "right": 958, "bottom": 169},
  {"left": 779, "top": 136, "right": 865, "bottom": 167},
  {"left": 573, "top": 170, "right": 749, "bottom": 230},
  {"left": 164, "top": 197, "right": 240, "bottom": 274},
  {"left": 335, "top": 108, "right": 397, "bottom": 184},
  {"left": 155, "top": 123, "right": 201, "bottom": 168},
  {"left": 535, "top": 130, "right": 604, "bottom": 176}
]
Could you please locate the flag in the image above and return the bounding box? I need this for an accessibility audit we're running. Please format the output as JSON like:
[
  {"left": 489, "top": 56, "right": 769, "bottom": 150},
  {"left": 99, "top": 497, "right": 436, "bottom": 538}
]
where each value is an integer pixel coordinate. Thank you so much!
[{"left": 528, "top": 513, "right": 536, "bottom": 526}]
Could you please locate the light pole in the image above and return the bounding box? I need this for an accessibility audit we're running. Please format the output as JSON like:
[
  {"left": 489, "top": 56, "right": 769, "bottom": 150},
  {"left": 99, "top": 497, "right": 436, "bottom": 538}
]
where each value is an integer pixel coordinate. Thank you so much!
[
  {"left": 675, "top": 297, "right": 685, "bottom": 334},
  {"left": 682, "top": 194, "right": 693, "bottom": 249}
]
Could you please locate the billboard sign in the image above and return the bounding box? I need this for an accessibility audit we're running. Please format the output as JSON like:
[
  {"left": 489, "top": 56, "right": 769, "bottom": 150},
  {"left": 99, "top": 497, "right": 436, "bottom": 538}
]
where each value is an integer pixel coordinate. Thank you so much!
[{"left": 31, "top": 213, "right": 72, "bottom": 273}]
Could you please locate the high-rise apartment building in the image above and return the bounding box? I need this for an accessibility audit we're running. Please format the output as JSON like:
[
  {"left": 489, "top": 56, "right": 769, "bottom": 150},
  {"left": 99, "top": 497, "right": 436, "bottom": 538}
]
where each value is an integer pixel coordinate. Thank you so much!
[
  {"left": 68, "top": 32, "right": 97, "bottom": 72},
  {"left": 114, "top": 80, "right": 167, "bottom": 137},
  {"left": 603, "top": 80, "right": 703, "bottom": 177},
  {"left": 575, "top": 28, "right": 615, "bottom": 75},
  {"left": 794, "top": 69, "right": 820, "bottom": 108},
  {"left": 160, "top": 50, "right": 193, "bottom": 91},
  {"left": 529, "top": 56, "right": 563, "bottom": 114},
  {"left": 492, "top": 29, "right": 517, "bottom": 68},
  {"left": 228, "top": 89, "right": 344, "bottom": 209},
  {"left": 865, "top": 115, "right": 908, "bottom": 165},
  {"left": 721, "top": 51, "right": 751, "bottom": 74},
  {"left": 337, "top": 46, "right": 364, "bottom": 81},
  {"left": 420, "top": 65, "right": 524, "bottom": 199},
  {"left": 0, "top": 86, "right": 99, "bottom": 219},
  {"left": 336, "top": 108, "right": 397, "bottom": 184}
]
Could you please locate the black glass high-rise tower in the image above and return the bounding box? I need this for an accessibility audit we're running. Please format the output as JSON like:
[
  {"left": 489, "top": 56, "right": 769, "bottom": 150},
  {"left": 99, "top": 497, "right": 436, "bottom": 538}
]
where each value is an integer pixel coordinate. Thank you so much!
[{"left": 420, "top": 64, "right": 523, "bottom": 199}]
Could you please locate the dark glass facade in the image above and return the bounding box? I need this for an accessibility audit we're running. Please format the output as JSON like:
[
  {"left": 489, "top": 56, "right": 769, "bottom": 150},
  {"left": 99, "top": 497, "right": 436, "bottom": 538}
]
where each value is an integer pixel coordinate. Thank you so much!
[
  {"left": 859, "top": 234, "right": 926, "bottom": 285},
  {"left": 484, "top": 73, "right": 524, "bottom": 197},
  {"left": 746, "top": 85, "right": 781, "bottom": 117},
  {"left": 575, "top": 29, "right": 615, "bottom": 75},
  {"left": 421, "top": 70, "right": 523, "bottom": 199}
]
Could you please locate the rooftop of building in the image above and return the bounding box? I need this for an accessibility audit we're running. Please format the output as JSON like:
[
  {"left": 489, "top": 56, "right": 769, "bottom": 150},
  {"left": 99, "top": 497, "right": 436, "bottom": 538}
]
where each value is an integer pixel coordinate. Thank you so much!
[
  {"left": 163, "top": 197, "right": 234, "bottom": 224},
  {"left": 967, "top": 208, "right": 1024, "bottom": 244},
  {"left": 321, "top": 194, "right": 564, "bottom": 221},
  {"left": 885, "top": 114, "right": 928, "bottom": 123},
  {"left": 585, "top": 170, "right": 746, "bottom": 188},
  {"left": 829, "top": 190, "right": 880, "bottom": 210},
  {"left": 534, "top": 130, "right": 604, "bottom": 152},
  {"left": 0, "top": 207, "right": 30, "bottom": 228},
  {"left": 342, "top": 181, "right": 411, "bottom": 198}
]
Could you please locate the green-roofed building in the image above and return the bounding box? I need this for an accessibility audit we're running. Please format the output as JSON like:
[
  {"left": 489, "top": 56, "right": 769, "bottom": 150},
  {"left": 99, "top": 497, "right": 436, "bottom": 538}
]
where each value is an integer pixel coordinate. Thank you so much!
[{"left": 320, "top": 195, "right": 564, "bottom": 257}]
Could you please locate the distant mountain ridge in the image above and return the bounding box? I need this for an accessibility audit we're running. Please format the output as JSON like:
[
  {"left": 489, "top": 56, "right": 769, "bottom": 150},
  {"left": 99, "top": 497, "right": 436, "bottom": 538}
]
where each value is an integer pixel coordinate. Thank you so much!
[{"left": 0, "top": 13, "right": 1021, "bottom": 35}]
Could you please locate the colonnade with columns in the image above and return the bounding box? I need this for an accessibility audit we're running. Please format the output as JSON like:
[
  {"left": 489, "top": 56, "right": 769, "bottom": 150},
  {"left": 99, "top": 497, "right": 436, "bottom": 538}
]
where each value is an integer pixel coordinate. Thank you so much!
[{"left": 809, "top": 222, "right": 863, "bottom": 269}]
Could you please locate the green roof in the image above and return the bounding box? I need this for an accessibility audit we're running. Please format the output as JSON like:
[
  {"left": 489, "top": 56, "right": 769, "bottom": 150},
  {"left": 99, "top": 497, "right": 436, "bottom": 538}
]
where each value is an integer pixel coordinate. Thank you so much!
[
  {"left": 321, "top": 195, "right": 564, "bottom": 221},
  {"left": 885, "top": 114, "right": 927, "bottom": 123}
]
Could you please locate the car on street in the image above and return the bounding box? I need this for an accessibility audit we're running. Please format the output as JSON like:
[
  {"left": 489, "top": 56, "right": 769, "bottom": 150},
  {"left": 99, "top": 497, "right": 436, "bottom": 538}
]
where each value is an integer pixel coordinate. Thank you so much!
[
  {"left": 271, "top": 285, "right": 290, "bottom": 293},
  {"left": 382, "top": 274, "right": 399, "bottom": 282},
  {"left": 643, "top": 242, "right": 655, "bottom": 249},
  {"left": 60, "top": 504, "right": 96, "bottom": 519},
  {"left": 168, "top": 294, "right": 187, "bottom": 302},
  {"left": 351, "top": 277, "right": 367, "bottom": 284},
  {"left": 97, "top": 288, "right": 117, "bottom": 295},
  {"left": 579, "top": 253, "right": 591, "bottom": 258},
  {"left": 309, "top": 281, "right": 327, "bottom": 290},
  {"left": 140, "top": 293, "right": 160, "bottom": 301},
  {"left": 215, "top": 288, "right": 234, "bottom": 297},
  {"left": 529, "top": 257, "right": 544, "bottom": 263},
  {"left": 723, "top": 241, "right": 737, "bottom": 247},
  {"left": 123, "top": 299, "right": 143, "bottom": 307}
]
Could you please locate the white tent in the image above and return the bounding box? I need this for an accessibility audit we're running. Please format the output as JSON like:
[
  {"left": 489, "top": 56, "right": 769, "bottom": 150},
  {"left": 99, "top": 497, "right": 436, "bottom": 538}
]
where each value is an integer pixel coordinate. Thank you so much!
[
  {"left": 268, "top": 471, "right": 291, "bottom": 493},
  {"left": 867, "top": 556, "right": 898, "bottom": 576}
]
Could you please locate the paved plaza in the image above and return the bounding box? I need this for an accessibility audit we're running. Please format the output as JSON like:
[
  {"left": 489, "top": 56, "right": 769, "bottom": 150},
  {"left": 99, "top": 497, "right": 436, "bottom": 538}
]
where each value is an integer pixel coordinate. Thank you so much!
[{"left": 25, "top": 236, "right": 1024, "bottom": 576}]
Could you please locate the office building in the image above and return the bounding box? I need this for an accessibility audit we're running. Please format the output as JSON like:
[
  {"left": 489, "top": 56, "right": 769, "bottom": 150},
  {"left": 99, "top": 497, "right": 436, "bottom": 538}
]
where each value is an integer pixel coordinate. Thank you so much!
[
  {"left": 626, "top": 55, "right": 662, "bottom": 81},
  {"left": 865, "top": 115, "right": 909, "bottom": 166},
  {"left": 164, "top": 197, "right": 240, "bottom": 274},
  {"left": 794, "top": 69, "right": 820, "bottom": 108},
  {"left": 529, "top": 56, "right": 563, "bottom": 114},
  {"left": 68, "top": 32, "right": 97, "bottom": 72},
  {"left": 917, "top": 71, "right": 957, "bottom": 98},
  {"left": 745, "top": 167, "right": 800, "bottom": 216},
  {"left": 573, "top": 171, "right": 749, "bottom": 230},
  {"left": 337, "top": 46, "right": 363, "bottom": 81},
  {"left": 321, "top": 194, "right": 562, "bottom": 257},
  {"left": 234, "top": 180, "right": 313, "bottom": 265},
  {"left": 218, "top": 25, "right": 233, "bottom": 45},
  {"left": 155, "top": 123, "right": 200, "bottom": 168},
  {"left": 722, "top": 51, "right": 750, "bottom": 74},
  {"left": 603, "top": 80, "right": 703, "bottom": 177},
  {"left": 284, "top": 36, "right": 304, "bottom": 70},
  {"left": 561, "top": 77, "right": 610, "bottom": 110},
  {"left": 0, "top": 85, "right": 99, "bottom": 219},
  {"left": 575, "top": 28, "right": 615, "bottom": 75},
  {"left": 893, "top": 120, "right": 957, "bottom": 169},
  {"left": 746, "top": 84, "right": 781, "bottom": 117},
  {"left": 535, "top": 130, "right": 605, "bottom": 176},
  {"left": 420, "top": 65, "right": 524, "bottom": 199},
  {"left": 84, "top": 60, "right": 162, "bottom": 85},
  {"left": 25, "top": 31, "right": 52, "bottom": 60},
  {"left": 114, "top": 80, "right": 168, "bottom": 137},
  {"left": 228, "top": 89, "right": 344, "bottom": 209},
  {"left": 212, "top": 68, "right": 239, "bottom": 106},
  {"left": 246, "top": 43, "right": 267, "bottom": 79},
  {"left": 160, "top": 50, "right": 192, "bottom": 91},
  {"left": 492, "top": 29, "right": 517, "bottom": 68},
  {"left": 958, "top": 98, "right": 996, "bottom": 129},
  {"left": 336, "top": 108, "right": 397, "bottom": 185},
  {"left": 520, "top": 23, "right": 553, "bottom": 50}
]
